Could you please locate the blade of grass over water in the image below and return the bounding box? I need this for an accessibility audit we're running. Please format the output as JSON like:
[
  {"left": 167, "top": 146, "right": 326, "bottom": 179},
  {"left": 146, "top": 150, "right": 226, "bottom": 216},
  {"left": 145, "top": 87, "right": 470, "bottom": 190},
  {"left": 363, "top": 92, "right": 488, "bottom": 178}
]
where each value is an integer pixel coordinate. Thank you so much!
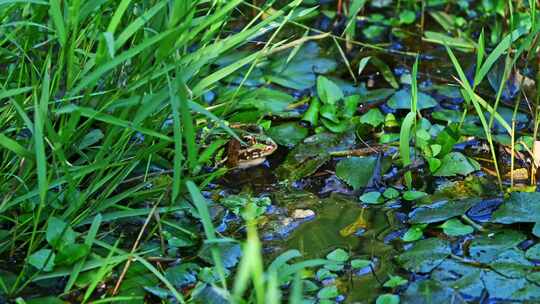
[
  {"left": 186, "top": 181, "right": 227, "bottom": 288},
  {"left": 445, "top": 44, "right": 503, "bottom": 189}
]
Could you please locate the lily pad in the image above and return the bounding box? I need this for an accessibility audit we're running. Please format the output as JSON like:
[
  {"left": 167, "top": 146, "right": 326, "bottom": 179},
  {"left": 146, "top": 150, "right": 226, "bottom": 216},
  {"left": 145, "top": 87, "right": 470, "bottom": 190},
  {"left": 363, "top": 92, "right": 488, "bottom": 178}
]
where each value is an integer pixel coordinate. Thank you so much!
[
  {"left": 468, "top": 230, "right": 526, "bottom": 263},
  {"left": 481, "top": 270, "right": 540, "bottom": 302},
  {"left": 376, "top": 294, "right": 400, "bottom": 304},
  {"left": 387, "top": 89, "right": 438, "bottom": 110},
  {"left": 336, "top": 156, "right": 378, "bottom": 190},
  {"left": 526, "top": 244, "right": 540, "bottom": 260},
  {"left": 409, "top": 198, "right": 480, "bottom": 224},
  {"left": 430, "top": 259, "right": 483, "bottom": 299},
  {"left": 267, "top": 42, "right": 337, "bottom": 90},
  {"left": 439, "top": 219, "right": 473, "bottom": 236},
  {"left": 489, "top": 249, "right": 534, "bottom": 278},
  {"left": 433, "top": 152, "right": 480, "bottom": 177},
  {"left": 492, "top": 192, "right": 540, "bottom": 224},
  {"left": 396, "top": 238, "right": 450, "bottom": 273},
  {"left": 401, "top": 279, "right": 467, "bottom": 304}
]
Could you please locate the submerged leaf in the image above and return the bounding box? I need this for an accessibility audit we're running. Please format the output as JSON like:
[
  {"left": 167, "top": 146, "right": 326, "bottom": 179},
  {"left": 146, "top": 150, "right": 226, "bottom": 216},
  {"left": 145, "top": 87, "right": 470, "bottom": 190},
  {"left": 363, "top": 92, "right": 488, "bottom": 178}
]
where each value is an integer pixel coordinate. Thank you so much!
[{"left": 396, "top": 238, "right": 450, "bottom": 273}]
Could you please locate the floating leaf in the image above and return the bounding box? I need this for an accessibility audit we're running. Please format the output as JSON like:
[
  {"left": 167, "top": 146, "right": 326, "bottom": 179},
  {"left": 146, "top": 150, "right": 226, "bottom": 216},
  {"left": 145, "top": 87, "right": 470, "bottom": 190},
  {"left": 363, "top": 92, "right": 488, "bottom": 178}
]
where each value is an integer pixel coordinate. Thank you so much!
[
  {"left": 326, "top": 248, "right": 349, "bottom": 262},
  {"left": 468, "top": 230, "right": 526, "bottom": 263},
  {"left": 317, "top": 285, "right": 338, "bottom": 299},
  {"left": 526, "top": 244, "right": 540, "bottom": 260},
  {"left": 402, "top": 224, "right": 427, "bottom": 242},
  {"left": 490, "top": 249, "right": 534, "bottom": 278},
  {"left": 351, "top": 259, "right": 371, "bottom": 269},
  {"left": 402, "top": 191, "right": 427, "bottom": 201},
  {"left": 360, "top": 191, "right": 382, "bottom": 204},
  {"left": 376, "top": 294, "right": 400, "bottom": 304},
  {"left": 360, "top": 108, "right": 385, "bottom": 127},
  {"left": 409, "top": 198, "right": 480, "bottom": 224},
  {"left": 396, "top": 238, "right": 450, "bottom": 273},
  {"left": 383, "top": 275, "right": 408, "bottom": 288},
  {"left": 387, "top": 89, "right": 437, "bottom": 110},
  {"left": 401, "top": 279, "right": 467, "bottom": 304},
  {"left": 439, "top": 219, "right": 473, "bottom": 236},
  {"left": 492, "top": 192, "right": 540, "bottom": 224},
  {"left": 336, "top": 156, "right": 378, "bottom": 190}
]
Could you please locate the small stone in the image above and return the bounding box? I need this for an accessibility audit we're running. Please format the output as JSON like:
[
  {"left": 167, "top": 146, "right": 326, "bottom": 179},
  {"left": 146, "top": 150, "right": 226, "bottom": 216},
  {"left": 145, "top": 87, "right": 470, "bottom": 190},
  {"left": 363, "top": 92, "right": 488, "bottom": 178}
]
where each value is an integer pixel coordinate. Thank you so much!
[{"left": 292, "top": 209, "right": 315, "bottom": 219}]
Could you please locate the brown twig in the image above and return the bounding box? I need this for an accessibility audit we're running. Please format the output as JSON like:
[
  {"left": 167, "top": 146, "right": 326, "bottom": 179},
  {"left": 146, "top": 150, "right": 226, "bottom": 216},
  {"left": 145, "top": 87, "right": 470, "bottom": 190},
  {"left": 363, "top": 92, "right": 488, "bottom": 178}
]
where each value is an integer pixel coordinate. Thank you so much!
[{"left": 112, "top": 203, "right": 159, "bottom": 295}]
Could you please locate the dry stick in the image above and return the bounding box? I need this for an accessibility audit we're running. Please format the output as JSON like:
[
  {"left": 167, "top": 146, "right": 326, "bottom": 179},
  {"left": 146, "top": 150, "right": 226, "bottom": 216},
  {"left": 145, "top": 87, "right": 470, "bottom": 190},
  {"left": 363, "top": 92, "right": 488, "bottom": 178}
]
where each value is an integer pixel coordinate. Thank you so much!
[{"left": 112, "top": 203, "right": 159, "bottom": 295}]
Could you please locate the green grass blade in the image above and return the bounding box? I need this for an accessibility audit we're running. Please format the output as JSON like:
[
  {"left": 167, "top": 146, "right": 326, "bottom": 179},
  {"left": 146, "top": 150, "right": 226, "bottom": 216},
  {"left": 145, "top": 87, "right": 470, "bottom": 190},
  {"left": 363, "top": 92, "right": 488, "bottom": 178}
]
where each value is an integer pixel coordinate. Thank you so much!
[
  {"left": 399, "top": 112, "right": 415, "bottom": 190},
  {"left": 55, "top": 105, "right": 172, "bottom": 142},
  {"left": 186, "top": 181, "right": 227, "bottom": 288},
  {"left": 0, "top": 134, "right": 33, "bottom": 158},
  {"left": 64, "top": 213, "right": 102, "bottom": 292},
  {"left": 0, "top": 86, "right": 32, "bottom": 100},
  {"left": 167, "top": 75, "right": 183, "bottom": 203},
  {"left": 49, "top": 0, "right": 67, "bottom": 46},
  {"left": 474, "top": 27, "right": 527, "bottom": 85}
]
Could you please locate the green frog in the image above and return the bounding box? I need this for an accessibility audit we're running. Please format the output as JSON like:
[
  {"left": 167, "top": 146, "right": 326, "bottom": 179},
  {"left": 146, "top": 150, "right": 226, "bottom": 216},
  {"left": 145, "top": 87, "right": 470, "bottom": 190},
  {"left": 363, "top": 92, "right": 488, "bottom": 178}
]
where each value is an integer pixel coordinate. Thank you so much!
[{"left": 203, "top": 124, "right": 278, "bottom": 169}]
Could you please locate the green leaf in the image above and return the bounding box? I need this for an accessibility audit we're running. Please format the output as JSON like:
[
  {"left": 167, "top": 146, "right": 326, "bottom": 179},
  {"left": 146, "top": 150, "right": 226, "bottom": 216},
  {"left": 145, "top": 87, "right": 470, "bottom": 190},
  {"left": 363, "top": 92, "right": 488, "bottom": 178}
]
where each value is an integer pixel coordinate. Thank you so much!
[
  {"left": 317, "top": 76, "right": 343, "bottom": 105},
  {"left": 78, "top": 129, "right": 104, "bottom": 150},
  {"left": 409, "top": 198, "right": 480, "bottom": 224},
  {"left": 371, "top": 57, "right": 398, "bottom": 88},
  {"left": 526, "top": 244, "right": 540, "bottom": 260},
  {"left": 399, "top": 10, "right": 416, "bottom": 24},
  {"left": 326, "top": 248, "right": 349, "bottom": 262},
  {"left": 383, "top": 275, "right": 408, "bottom": 288},
  {"left": 302, "top": 98, "right": 321, "bottom": 126},
  {"left": 335, "top": 156, "right": 377, "bottom": 190},
  {"left": 376, "top": 294, "right": 400, "bottom": 304},
  {"left": 28, "top": 249, "right": 55, "bottom": 272},
  {"left": 351, "top": 259, "right": 371, "bottom": 269},
  {"left": 267, "top": 122, "right": 308, "bottom": 148},
  {"left": 439, "top": 219, "right": 474, "bottom": 236},
  {"left": 388, "top": 89, "right": 438, "bottom": 110},
  {"left": 359, "top": 191, "right": 382, "bottom": 204},
  {"left": 55, "top": 244, "right": 90, "bottom": 266},
  {"left": 383, "top": 188, "right": 400, "bottom": 199},
  {"left": 396, "top": 238, "right": 451, "bottom": 273},
  {"left": 469, "top": 230, "right": 526, "bottom": 263},
  {"left": 434, "top": 152, "right": 480, "bottom": 177},
  {"left": 402, "top": 191, "right": 427, "bottom": 201},
  {"left": 402, "top": 224, "right": 427, "bottom": 242},
  {"left": 317, "top": 285, "right": 338, "bottom": 299},
  {"left": 492, "top": 192, "right": 540, "bottom": 224},
  {"left": 360, "top": 108, "right": 385, "bottom": 127},
  {"left": 46, "top": 217, "right": 76, "bottom": 249},
  {"left": 428, "top": 157, "right": 442, "bottom": 173}
]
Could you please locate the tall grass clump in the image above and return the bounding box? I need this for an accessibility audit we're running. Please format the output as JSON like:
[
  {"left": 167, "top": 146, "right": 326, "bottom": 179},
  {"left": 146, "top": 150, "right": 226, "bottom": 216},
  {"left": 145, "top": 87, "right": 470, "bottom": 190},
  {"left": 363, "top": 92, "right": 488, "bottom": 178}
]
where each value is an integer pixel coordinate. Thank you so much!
[{"left": 0, "top": 0, "right": 311, "bottom": 301}]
